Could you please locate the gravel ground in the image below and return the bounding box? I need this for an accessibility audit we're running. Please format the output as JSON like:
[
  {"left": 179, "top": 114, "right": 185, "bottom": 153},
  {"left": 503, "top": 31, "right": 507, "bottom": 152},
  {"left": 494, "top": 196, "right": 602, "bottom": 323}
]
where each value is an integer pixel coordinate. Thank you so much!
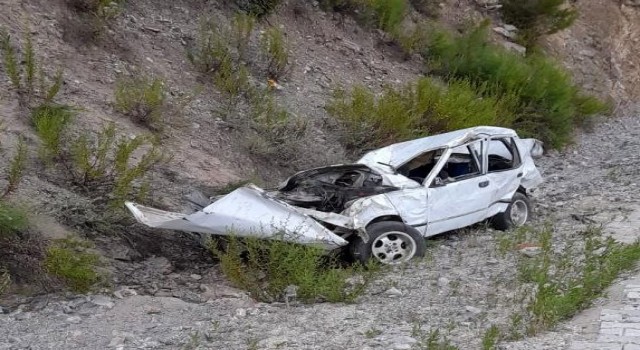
[{"left": 1, "top": 110, "right": 639, "bottom": 350}]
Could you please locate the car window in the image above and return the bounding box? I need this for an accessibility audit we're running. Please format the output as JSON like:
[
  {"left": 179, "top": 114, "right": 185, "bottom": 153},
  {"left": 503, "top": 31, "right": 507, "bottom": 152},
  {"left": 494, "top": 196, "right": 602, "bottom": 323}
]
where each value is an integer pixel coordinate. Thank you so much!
[
  {"left": 398, "top": 149, "right": 445, "bottom": 184},
  {"left": 432, "top": 141, "right": 483, "bottom": 186},
  {"left": 487, "top": 137, "right": 521, "bottom": 172}
]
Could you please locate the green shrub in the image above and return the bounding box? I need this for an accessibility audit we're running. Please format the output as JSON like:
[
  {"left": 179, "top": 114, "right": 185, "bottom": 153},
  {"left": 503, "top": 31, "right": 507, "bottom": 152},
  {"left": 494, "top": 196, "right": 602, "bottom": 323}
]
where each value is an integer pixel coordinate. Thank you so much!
[
  {"left": 247, "top": 90, "right": 307, "bottom": 162},
  {"left": 44, "top": 238, "right": 100, "bottom": 293},
  {"left": 0, "top": 201, "right": 28, "bottom": 236},
  {"left": 367, "top": 0, "right": 407, "bottom": 33},
  {"left": 1, "top": 137, "right": 27, "bottom": 198},
  {"left": 0, "top": 268, "right": 9, "bottom": 295},
  {"left": 66, "top": 123, "right": 166, "bottom": 206},
  {"left": 231, "top": 13, "right": 256, "bottom": 61},
  {"left": 500, "top": 0, "right": 577, "bottom": 48},
  {"left": 0, "top": 29, "right": 64, "bottom": 106},
  {"left": 327, "top": 78, "right": 511, "bottom": 151},
  {"left": 31, "top": 104, "right": 75, "bottom": 161},
  {"left": 481, "top": 325, "right": 500, "bottom": 350},
  {"left": 423, "top": 24, "right": 609, "bottom": 148},
  {"left": 188, "top": 18, "right": 233, "bottom": 75},
  {"left": 260, "top": 26, "right": 289, "bottom": 80},
  {"left": 236, "top": 0, "right": 282, "bottom": 17},
  {"left": 211, "top": 234, "right": 375, "bottom": 303},
  {"left": 114, "top": 75, "right": 166, "bottom": 129}
]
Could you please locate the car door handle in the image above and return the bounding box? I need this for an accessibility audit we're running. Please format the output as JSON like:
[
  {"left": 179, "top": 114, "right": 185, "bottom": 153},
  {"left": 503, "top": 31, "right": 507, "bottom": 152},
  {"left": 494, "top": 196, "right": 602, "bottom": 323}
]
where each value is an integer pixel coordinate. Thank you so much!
[
  {"left": 517, "top": 172, "right": 523, "bottom": 178},
  {"left": 479, "top": 180, "right": 489, "bottom": 188}
]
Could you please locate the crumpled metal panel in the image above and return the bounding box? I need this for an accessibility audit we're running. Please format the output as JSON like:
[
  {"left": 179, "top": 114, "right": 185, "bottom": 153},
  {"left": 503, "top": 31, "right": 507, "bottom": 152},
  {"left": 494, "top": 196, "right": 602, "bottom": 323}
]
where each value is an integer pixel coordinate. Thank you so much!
[
  {"left": 357, "top": 126, "right": 517, "bottom": 168},
  {"left": 126, "top": 186, "right": 348, "bottom": 250}
]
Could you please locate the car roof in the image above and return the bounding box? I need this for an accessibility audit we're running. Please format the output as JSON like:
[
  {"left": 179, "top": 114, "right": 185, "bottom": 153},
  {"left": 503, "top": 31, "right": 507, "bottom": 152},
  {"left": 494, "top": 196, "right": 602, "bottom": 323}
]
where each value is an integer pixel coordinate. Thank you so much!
[{"left": 357, "top": 126, "right": 517, "bottom": 168}]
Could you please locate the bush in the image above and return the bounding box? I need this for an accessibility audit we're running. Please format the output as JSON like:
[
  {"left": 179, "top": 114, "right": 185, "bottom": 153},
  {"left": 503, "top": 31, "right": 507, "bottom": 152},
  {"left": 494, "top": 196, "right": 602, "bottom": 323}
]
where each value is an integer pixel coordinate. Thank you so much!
[
  {"left": 188, "top": 18, "right": 233, "bottom": 75},
  {"left": 231, "top": 13, "right": 256, "bottom": 61},
  {"left": 423, "top": 24, "right": 609, "bottom": 148},
  {"left": 0, "top": 268, "right": 9, "bottom": 295},
  {"left": 327, "top": 78, "right": 512, "bottom": 151},
  {"left": 0, "top": 29, "right": 63, "bottom": 106},
  {"left": 211, "top": 235, "right": 375, "bottom": 303},
  {"left": 114, "top": 75, "right": 166, "bottom": 129},
  {"left": 260, "top": 26, "right": 290, "bottom": 80},
  {"left": 31, "top": 104, "right": 75, "bottom": 161},
  {"left": 236, "top": 0, "right": 282, "bottom": 17},
  {"left": 65, "top": 123, "right": 166, "bottom": 207},
  {"left": 500, "top": 0, "right": 577, "bottom": 48},
  {"left": 0, "top": 201, "right": 28, "bottom": 236},
  {"left": 367, "top": 0, "right": 407, "bottom": 33},
  {"left": 44, "top": 238, "right": 100, "bottom": 293},
  {"left": 2, "top": 137, "right": 27, "bottom": 198},
  {"left": 247, "top": 90, "right": 307, "bottom": 163}
]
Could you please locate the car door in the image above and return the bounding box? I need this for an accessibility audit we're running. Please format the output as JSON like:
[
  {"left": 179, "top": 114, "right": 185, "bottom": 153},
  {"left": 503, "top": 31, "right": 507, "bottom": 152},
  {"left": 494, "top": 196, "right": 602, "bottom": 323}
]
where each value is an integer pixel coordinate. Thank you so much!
[
  {"left": 485, "top": 136, "right": 524, "bottom": 217},
  {"left": 424, "top": 140, "right": 494, "bottom": 236}
]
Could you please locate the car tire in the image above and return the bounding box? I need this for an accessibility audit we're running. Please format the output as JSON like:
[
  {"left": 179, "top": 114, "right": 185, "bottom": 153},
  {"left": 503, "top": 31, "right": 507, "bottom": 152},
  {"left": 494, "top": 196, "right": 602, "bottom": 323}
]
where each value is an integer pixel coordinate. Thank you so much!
[
  {"left": 351, "top": 221, "right": 426, "bottom": 265},
  {"left": 491, "top": 192, "right": 532, "bottom": 231}
]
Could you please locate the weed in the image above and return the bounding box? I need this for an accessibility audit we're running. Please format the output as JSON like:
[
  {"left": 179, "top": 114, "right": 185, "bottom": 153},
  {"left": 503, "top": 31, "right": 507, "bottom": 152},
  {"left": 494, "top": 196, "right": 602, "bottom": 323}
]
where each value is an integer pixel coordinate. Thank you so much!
[
  {"left": 247, "top": 90, "right": 307, "bottom": 163},
  {"left": 2, "top": 137, "right": 27, "bottom": 198},
  {"left": 211, "top": 234, "right": 376, "bottom": 303},
  {"left": 412, "top": 324, "right": 459, "bottom": 350},
  {"left": 260, "top": 26, "right": 289, "bottom": 80},
  {"left": 0, "top": 268, "right": 9, "bottom": 295},
  {"left": 500, "top": 0, "right": 577, "bottom": 49},
  {"left": 368, "top": 0, "right": 407, "bottom": 33},
  {"left": 65, "top": 123, "right": 166, "bottom": 207},
  {"left": 423, "top": 23, "right": 609, "bottom": 148},
  {"left": 237, "top": 0, "right": 282, "bottom": 17},
  {"left": 0, "top": 29, "right": 64, "bottom": 106},
  {"left": 181, "top": 331, "right": 201, "bottom": 350},
  {"left": 114, "top": 74, "right": 166, "bottom": 129},
  {"left": 188, "top": 18, "right": 233, "bottom": 75},
  {"left": 31, "top": 104, "right": 75, "bottom": 161},
  {"left": 481, "top": 325, "right": 500, "bottom": 350},
  {"left": 364, "top": 328, "right": 383, "bottom": 338},
  {"left": 44, "top": 238, "right": 100, "bottom": 293},
  {"left": 0, "top": 200, "right": 28, "bottom": 236},
  {"left": 231, "top": 12, "right": 256, "bottom": 61},
  {"left": 327, "top": 78, "right": 510, "bottom": 152}
]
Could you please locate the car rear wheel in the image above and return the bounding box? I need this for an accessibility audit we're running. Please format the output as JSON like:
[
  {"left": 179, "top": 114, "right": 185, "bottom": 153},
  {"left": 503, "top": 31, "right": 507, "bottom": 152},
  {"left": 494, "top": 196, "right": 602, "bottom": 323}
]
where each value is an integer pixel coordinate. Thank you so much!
[
  {"left": 351, "top": 221, "right": 426, "bottom": 264},
  {"left": 492, "top": 192, "right": 532, "bottom": 230}
]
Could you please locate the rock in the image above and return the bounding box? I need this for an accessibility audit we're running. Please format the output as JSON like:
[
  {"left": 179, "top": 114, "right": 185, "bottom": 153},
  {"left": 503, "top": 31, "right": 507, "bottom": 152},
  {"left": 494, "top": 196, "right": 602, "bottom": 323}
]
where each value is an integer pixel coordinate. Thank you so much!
[
  {"left": 66, "top": 316, "right": 82, "bottom": 324},
  {"left": 500, "top": 41, "right": 526, "bottom": 55},
  {"left": 190, "top": 273, "right": 203, "bottom": 281},
  {"left": 391, "top": 336, "right": 417, "bottom": 349},
  {"left": 465, "top": 306, "right": 482, "bottom": 314},
  {"left": 503, "top": 24, "right": 518, "bottom": 32},
  {"left": 235, "top": 308, "right": 247, "bottom": 317},
  {"left": 345, "top": 275, "right": 366, "bottom": 287},
  {"left": 14, "top": 312, "right": 31, "bottom": 321},
  {"left": 91, "top": 295, "right": 115, "bottom": 309},
  {"left": 113, "top": 287, "right": 137, "bottom": 299},
  {"left": 493, "top": 27, "right": 515, "bottom": 39},
  {"left": 386, "top": 287, "right": 403, "bottom": 297},
  {"left": 518, "top": 246, "right": 542, "bottom": 258},
  {"left": 437, "top": 277, "right": 450, "bottom": 287},
  {"left": 487, "top": 258, "right": 499, "bottom": 265}
]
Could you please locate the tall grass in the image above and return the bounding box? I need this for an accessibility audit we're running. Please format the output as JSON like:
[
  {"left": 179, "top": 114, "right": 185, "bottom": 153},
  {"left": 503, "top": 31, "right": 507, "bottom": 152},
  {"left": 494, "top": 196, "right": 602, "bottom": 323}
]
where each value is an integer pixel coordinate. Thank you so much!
[
  {"left": 31, "top": 104, "right": 75, "bottom": 161},
  {"left": 211, "top": 234, "right": 376, "bottom": 303},
  {"left": 423, "top": 23, "right": 609, "bottom": 148},
  {"left": 327, "top": 78, "right": 514, "bottom": 151},
  {"left": 114, "top": 74, "right": 166, "bottom": 129},
  {"left": 0, "top": 201, "right": 28, "bottom": 236}
]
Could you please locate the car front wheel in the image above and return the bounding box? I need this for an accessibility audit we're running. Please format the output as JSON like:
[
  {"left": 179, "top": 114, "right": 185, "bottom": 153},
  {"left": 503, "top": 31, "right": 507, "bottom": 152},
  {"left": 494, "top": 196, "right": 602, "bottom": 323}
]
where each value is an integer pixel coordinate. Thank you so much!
[
  {"left": 351, "top": 221, "right": 426, "bottom": 265},
  {"left": 492, "top": 192, "right": 532, "bottom": 230}
]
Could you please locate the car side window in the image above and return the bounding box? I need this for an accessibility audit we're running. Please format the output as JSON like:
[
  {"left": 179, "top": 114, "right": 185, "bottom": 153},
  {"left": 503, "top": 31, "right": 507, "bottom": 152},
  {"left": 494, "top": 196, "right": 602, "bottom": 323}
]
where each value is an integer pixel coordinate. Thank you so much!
[
  {"left": 434, "top": 141, "right": 483, "bottom": 185},
  {"left": 487, "top": 137, "right": 521, "bottom": 172},
  {"left": 398, "top": 149, "right": 445, "bottom": 184}
]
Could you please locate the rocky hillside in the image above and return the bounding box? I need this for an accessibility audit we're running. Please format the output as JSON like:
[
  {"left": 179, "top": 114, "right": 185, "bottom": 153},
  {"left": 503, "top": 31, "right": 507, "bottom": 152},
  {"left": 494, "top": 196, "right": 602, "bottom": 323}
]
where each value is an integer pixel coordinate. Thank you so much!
[{"left": 0, "top": 0, "right": 640, "bottom": 349}]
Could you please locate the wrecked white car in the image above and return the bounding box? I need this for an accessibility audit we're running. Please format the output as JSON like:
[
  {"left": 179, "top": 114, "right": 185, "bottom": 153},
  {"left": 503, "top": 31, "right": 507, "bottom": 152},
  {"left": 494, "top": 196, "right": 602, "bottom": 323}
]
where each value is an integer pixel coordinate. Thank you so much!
[{"left": 126, "top": 126, "right": 543, "bottom": 264}]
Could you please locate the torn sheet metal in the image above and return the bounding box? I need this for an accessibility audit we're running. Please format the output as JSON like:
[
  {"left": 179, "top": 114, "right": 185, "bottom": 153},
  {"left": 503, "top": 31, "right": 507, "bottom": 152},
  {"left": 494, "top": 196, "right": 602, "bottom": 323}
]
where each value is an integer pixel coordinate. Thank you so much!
[{"left": 126, "top": 186, "right": 348, "bottom": 250}]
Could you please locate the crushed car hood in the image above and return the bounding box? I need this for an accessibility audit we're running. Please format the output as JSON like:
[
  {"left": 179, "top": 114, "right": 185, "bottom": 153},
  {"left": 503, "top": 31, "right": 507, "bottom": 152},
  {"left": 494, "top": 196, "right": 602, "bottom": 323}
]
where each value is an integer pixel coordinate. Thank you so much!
[{"left": 126, "top": 186, "right": 349, "bottom": 250}]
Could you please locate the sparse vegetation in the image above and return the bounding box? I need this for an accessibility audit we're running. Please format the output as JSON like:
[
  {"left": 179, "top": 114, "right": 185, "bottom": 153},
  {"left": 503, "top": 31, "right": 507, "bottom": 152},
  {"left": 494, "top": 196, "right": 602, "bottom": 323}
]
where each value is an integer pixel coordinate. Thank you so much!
[
  {"left": 481, "top": 325, "right": 500, "bottom": 350},
  {"left": 0, "top": 201, "right": 28, "bottom": 236},
  {"left": 65, "top": 123, "right": 166, "bottom": 207},
  {"left": 44, "top": 238, "right": 100, "bottom": 293},
  {"left": 412, "top": 325, "right": 459, "bottom": 350},
  {"left": 231, "top": 13, "right": 256, "bottom": 61},
  {"left": 31, "top": 104, "right": 75, "bottom": 161},
  {"left": 260, "top": 26, "right": 290, "bottom": 80},
  {"left": 236, "top": 0, "right": 282, "bottom": 17},
  {"left": 410, "top": 0, "right": 440, "bottom": 18},
  {"left": 500, "top": 0, "right": 577, "bottom": 49},
  {"left": 62, "top": 0, "right": 125, "bottom": 43},
  {"left": 328, "top": 78, "right": 513, "bottom": 151},
  {"left": 319, "top": 0, "right": 408, "bottom": 33},
  {"left": 0, "top": 268, "right": 9, "bottom": 295},
  {"left": 0, "top": 29, "right": 64, "bottom": 106},
  {"left": 2, "top": 137, "right": 27, "bottom": 198},
  {"left": 114, "top": 74, "right": 166, "bottom": 130},
  {"left": 423, "top": 23, "right": 609, "bottom": 148},
  {"left": 211, "top": 234, "right": 376, "bottom": 303}
]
